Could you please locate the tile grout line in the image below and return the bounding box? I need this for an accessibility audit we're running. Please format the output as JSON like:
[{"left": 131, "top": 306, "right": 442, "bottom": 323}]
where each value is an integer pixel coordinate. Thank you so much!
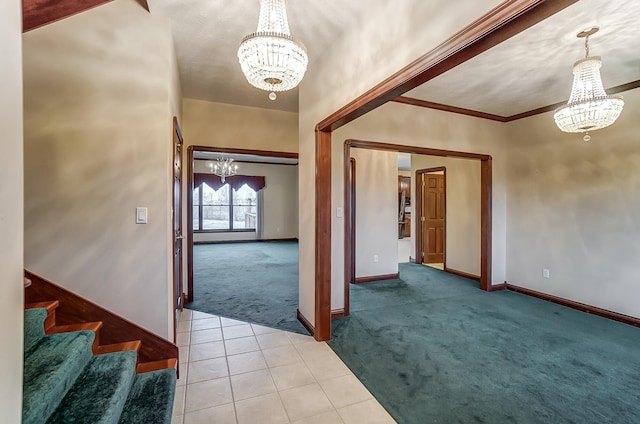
[{"left": 220, "top": 315, "right": 241, "bottom": 424}]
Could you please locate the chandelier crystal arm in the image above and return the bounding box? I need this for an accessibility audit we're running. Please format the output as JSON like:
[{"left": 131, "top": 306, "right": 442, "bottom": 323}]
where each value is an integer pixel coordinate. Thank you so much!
[{"left": 209, "top": 158, "right": 238, "bottom": 184}]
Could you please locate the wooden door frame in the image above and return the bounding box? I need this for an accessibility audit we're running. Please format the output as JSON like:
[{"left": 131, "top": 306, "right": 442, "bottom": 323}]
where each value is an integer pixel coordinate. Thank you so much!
[
  {"left": 341, "top": 156, "right": 356, "bottom": 317},
  {"left": 172, "top": 116, "right": 183, "bottom": 343},
  {"left": 415, "top": 167, "right": 447, "bottom": 266},
  {"left": 343, "top": 140, "right": 490, "bottom": 319},
  {"left": 312, "top": 0, "right": 576, "bottom": 340},
  {"left": 185, "top": 146, "right": 299, "bottom": 303}
]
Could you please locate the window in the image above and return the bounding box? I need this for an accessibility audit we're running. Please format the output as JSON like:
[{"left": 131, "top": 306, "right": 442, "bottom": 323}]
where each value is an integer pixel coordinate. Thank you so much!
[{"left": 193, "top": 183, "right": 257, "bottom": 232}]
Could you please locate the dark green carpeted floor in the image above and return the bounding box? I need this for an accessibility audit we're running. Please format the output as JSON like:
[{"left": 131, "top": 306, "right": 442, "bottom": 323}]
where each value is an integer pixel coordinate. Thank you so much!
[
  {"left": 186, "top": 241, "right": 306, "bottom": 334},
  {"left": 328, "top": 263, "right": 640, "bottom": 424}
]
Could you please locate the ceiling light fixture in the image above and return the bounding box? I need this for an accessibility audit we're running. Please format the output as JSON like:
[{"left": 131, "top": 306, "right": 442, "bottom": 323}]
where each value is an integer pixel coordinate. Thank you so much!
[
  {"left": 237, "top": 0, "right": 308, "bottom": 101},
  {"left": 209, "top": 158, "right": 238, "bottom": 183},
  {"left": 554, "top": 26, "right": 624, "bottom": 142}
]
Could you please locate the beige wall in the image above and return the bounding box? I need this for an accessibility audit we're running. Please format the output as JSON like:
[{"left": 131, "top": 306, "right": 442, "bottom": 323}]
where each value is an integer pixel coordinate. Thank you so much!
[
  {"left": 329, "top": 146, "right": 397, "bottom": 301},
  {"left": 23, "top": 0, "right": 178, "bottom": 338},
  {"left": 182, "top": 99, "right": 298, "bottom": 153},
  {"left": 411, "top": 156, "right": 481, "bottom": 275},
  {"left": 352, "top": 149, "right": 398, "bottom": 279},
  {"left": 192, "top": 160, "right": 298, "bottom": 242},
  {"left": 298, "top": 1, "right": 504, "bottom": 325},
  {"left": 0, "top": 0, "right": 24, "bottom": 420},
  {"left": 505, "top": 87, "right": 640, "bottom": 319}
]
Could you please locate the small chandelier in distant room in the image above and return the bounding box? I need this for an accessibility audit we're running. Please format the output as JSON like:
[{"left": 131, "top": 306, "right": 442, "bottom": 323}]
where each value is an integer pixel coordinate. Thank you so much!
[
  {"left": 554, "top": 26, "right": 624, "bottom": 142},
  {"left": 209, "top": 158, "right": 238, "bottom": 183},
  {"left": 237, "top": 0, "right": 308, "bottom": 101}
]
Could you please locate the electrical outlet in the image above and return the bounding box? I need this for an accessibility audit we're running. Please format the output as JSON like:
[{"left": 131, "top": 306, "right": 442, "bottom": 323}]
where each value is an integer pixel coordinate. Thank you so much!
[
  {"left": 374, "top": 254, "right": 379, "bottom": 263},
  {"left": 543, "top": 268, "right": 550, "bottom": 279}
]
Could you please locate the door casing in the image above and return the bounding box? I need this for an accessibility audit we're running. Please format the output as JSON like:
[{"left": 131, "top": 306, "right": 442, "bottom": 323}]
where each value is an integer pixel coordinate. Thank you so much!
[{"left": 172, "top": 117, "right": 184, "bottom": 343}]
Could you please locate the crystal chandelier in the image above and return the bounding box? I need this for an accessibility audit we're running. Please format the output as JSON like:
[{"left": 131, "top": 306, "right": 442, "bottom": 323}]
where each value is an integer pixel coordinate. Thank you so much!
[
  {"left": 209, "top": 158, "right": 238, "bottom": 183},
  {"left": 237, "top": 0, "right": 308, "bottom": 101},
  {"left": 554, "top": 27, "right": 624, "bottom": 142}
]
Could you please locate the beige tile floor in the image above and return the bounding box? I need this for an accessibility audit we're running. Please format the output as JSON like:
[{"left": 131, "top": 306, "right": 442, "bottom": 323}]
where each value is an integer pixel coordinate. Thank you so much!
[{"left": 172, "top": 309, "right": 396, "bottom": 424}]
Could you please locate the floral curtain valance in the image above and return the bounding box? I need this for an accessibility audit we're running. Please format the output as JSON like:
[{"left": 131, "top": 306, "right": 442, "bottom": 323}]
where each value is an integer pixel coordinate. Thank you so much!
[{"left": 194, "top": 173, "right": 266, "bottom": 191}]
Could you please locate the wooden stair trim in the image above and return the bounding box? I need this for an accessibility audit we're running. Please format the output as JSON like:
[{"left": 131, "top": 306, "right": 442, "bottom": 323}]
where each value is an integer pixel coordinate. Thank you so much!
[
  {"left": 48, "top": 321, "right": 103, "bottom": 353},
  {"left": 49, "top": 322, "right": 103, "bottom": 334},
  {"left": 96, "top": 340, "right": 142, "bottom": 356},
  {"left": 136, "top": 358, "right": 178, "bottom": 375},
  {"left": 25, "top": 270, "right": 178, "bottom": 371},
  {"left": 25, "top": 300, "right": 60, "bottom": 311},
  {"left": 26, "top": 300, "right": 60, "bottom": 331}
]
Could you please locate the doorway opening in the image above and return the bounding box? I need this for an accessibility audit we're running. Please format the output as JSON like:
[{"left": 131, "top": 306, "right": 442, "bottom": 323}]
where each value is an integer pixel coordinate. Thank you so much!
[
  {"left": 343, "top": 139, "right": 490, "bottom": 318},
  {"left": 185, "top": 146, "right": 304, "bottom": 333},
  {"left": 397, "top": 153, "right": 412, "bottom": 265}
]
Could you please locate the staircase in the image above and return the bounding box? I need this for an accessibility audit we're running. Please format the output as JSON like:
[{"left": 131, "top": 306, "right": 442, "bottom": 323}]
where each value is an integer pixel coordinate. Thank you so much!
[{"left": 23, "top": 285, "right": 177, "bottom": 423}]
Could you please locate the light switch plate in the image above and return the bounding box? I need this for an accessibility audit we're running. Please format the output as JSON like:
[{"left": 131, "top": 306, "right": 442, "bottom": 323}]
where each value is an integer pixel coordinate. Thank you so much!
[
  {"left": 336, "top": 207, "right": 343, "bottom": 218},
  {"left": 136, "top": 207, "right": 148, "bottom": 224}
]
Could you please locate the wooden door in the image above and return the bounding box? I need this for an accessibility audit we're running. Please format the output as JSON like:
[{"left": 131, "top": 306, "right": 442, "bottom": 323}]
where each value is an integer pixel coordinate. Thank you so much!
[
  {"left": 422, "top": 173, "right": 445, "bottom": 263},
  {"left": 172, "top": 118, "right": 184, "bottom": 341}
]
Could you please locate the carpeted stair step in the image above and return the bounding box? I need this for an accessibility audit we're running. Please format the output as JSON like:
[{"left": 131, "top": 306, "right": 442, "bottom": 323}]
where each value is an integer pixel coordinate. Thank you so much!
[
  {"left": 24, "top": 308, "right": 47, "bottom": 353},
  {"left": 23, "top": 330, "right": 95, "bottom": 424},
  {"left": 46, "top": 350, "right": 138, "bottom": 424},
  {"left": 25, "top": 300, "right": 59, "bottom": 331},
  {"left": 118, "top": 368, "right": 177, "bottom": 424}
]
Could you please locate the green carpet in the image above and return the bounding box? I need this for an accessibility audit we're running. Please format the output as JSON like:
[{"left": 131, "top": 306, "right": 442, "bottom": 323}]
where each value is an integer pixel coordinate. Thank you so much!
[
  {"left": 187, "top": 241, "right": 306, "bottom": 334},
  {"left": 47, "top": 351, "right": 137, "bottom": 423},
  {"left": 119, "top": 368, "right": 176, "bottom": 424},
  {"left": 328, "top": 263, "right": 640, "bottom": 424},
  {"left": 23, "top": 329, "right": 95, "bottom": 424}
]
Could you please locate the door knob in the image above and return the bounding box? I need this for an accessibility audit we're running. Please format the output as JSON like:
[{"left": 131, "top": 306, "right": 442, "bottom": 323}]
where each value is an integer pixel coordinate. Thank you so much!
[{"left": 176, "top": 235, "right": 185, "bottom": 240}]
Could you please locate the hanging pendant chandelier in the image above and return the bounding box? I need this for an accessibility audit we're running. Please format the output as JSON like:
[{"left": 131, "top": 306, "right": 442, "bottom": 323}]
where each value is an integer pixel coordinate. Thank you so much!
[
  {"left": 237, "top": 0, "right": 308, "bottom": 101},
  {"left": 209, "top": 158, "right": 238, "bottom": 184},
  {"left": 553, "top": 27, "right": 624, "bottom": 142}
]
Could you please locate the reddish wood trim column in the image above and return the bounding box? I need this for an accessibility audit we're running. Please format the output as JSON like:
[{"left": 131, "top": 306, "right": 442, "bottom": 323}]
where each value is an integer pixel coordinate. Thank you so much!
[
  {"left": 314, "top": 128, "right": 332, "bottom": 341},
  {"left": 480, "top": 158, "right": 492, "bottom": 291},
  {"left": 186, "top": 146, "right": 194, "bottom": 303},
  {"left": 343, "top": 142, "right": 353, "bottom": 317}
]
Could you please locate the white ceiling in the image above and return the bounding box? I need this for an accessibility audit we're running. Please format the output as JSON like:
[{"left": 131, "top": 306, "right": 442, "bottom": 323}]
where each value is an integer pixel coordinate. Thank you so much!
[
  {"left": 405, "top": 0, "right": 640, "bottom": 116},
  {"left": 149, "top": 0, "right": 375, "bottom": 112},
  {"left": 150, "top": 0, "right": 640, "bottom": 116}
]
